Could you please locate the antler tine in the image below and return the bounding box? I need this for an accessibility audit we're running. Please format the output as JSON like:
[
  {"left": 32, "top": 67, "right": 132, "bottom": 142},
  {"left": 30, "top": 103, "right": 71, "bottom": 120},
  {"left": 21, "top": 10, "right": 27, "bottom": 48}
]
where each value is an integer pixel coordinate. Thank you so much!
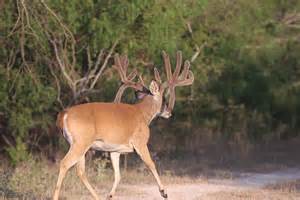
[
  {"left": 167, "top": 52, "right": 194, "bottom": 88},
  {"left": 160, "top": 51, "right": 194, "bottom": 112},
  {"left": 173, "top": 51, "right": 182, "bottom": 79},
  {"left": 113, "top": 53, "right": 143, "bottom": 103},
  {"left": 181, "top": 60, "right": 190, "bottom": 80},
  {"left": 114, "top": 85, "right": 127, "bottom": 103},
  {"left": 162, "top": 51, "right": 172, "bottom": 81},
  {"left": 113, "top": 53, "right": 138, "bottom": 84},
  {"left": 168, "top": 88, "right": 176, "bottom": 113},
  {"left": 176, "top": 60, "right": 194, "bottom": 86},
  {"left": 177, "top": 71, "right": 194, "bottom": 86},
  {"left": 138, "top": 73, "right": 146, "bottom": 87},
  {"left": 161, "top": 51, "right": 193, "bottom": 88},
  {"left": 154, "top": 67, "right": 162, "bottom": 84},
  {"left": 127, "top": 69, "right": 138, "bottom": 81}
]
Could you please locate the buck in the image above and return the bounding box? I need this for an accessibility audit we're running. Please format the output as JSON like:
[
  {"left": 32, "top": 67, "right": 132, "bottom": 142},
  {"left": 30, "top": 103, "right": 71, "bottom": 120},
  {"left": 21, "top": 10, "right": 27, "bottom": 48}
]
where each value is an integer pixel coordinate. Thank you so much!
[{"left": 53, "top": 51, "right": 194, "bottom": 200}]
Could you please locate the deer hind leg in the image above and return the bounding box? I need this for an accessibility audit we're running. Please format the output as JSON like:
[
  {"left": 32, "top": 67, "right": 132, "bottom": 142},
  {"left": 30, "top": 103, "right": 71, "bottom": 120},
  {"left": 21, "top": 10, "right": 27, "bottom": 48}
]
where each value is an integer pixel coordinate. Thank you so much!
[
  {"left": 76, "top": 157, "right": 100, "bottom": 200},
  {"left": 132, "top": 142, "right": 168, "bottom": 199},
  {"left": 53, "top": 144, "right": 90, "bottom": 200}
]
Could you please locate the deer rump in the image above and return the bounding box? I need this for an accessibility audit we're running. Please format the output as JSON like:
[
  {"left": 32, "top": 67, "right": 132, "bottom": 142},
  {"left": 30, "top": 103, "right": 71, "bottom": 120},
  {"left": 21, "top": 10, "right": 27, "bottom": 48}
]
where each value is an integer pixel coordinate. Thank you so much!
[{"left": 57, "top": 102, "right": 142, "bottom": 153}]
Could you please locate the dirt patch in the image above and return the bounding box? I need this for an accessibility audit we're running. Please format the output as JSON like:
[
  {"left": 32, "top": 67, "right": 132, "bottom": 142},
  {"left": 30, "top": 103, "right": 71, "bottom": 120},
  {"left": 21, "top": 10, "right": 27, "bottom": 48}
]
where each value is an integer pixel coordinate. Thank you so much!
[
  {"left": 113, "top": 183, "right": 241, "bottom": 200},
  {"left": 202, "top": 189, "right": 300, "bottom": 200}
]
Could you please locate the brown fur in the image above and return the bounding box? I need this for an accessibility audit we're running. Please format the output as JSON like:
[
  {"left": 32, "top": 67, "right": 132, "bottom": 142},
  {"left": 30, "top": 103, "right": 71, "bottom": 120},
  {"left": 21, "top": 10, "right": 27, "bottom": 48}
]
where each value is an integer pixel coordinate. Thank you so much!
[{"left": 53, "top": 81, "right": 167, "bottom": 200}]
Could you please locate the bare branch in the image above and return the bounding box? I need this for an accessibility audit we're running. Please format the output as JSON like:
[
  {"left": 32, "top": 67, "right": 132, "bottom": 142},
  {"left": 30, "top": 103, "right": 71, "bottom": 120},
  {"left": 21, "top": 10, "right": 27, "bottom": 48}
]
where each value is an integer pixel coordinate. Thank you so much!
[
  {"left": 91, "top": 49, "right": 104, "bottom": 77},
  {"left": 49, "top": 63, "right": 65, "bottom": 109},
  {"left": 41, "top": 0, "right": 75, "bottom": 42},
  {"left": 50, "top": 39, "right": 75, "bottom": 92},
  {"left": 1, "top": 134, "right": 13, "bottom": 147},
  {"left": 191, "top": 42, "right": 206, "bottom": 63},
  {"left": 90, "top": 40, "right": 119, "bottom": 90},
  {"left": 7, "top": 0, "right": 21, "bottom": 37}
]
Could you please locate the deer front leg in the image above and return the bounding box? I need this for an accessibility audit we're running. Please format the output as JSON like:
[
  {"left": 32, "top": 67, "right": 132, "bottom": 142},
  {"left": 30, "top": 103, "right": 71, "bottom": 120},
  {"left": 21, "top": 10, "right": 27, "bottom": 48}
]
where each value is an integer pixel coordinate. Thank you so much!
[
  {"left": 133, "top": 143, "right": 168, "bottom": 199},
  {"left": 107, "top": 152, "right": 121, "bottom": 199}
]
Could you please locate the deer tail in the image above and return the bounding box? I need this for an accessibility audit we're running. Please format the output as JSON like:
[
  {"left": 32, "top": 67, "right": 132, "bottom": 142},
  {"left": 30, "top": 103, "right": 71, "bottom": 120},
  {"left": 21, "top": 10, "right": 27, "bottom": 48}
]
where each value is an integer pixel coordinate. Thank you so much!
[{"left": 56, "top": 110, "right": 67, "bottom": 129}]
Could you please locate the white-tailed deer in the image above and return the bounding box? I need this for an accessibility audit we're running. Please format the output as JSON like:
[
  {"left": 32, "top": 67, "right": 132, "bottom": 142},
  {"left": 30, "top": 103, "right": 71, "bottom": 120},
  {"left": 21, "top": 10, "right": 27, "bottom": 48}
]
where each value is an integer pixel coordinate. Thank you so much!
[{"left": 53, "top": 51, "right": 194, "bottom": 200}]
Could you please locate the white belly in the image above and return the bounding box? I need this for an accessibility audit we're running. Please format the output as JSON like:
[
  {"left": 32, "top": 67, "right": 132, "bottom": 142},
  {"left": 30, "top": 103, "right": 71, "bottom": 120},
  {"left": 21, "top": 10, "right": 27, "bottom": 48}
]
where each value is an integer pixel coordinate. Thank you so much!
[{"left": 91, "top": 140, "right": 134, "bottom": 153}]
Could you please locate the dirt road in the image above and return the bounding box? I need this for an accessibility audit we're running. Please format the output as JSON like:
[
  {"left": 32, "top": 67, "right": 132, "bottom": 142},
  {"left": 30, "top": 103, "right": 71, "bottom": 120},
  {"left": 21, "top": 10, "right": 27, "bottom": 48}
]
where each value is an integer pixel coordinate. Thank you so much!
[
  {"left": 112, "top": 168, "right": 300, "bottom": 200},
  {"left": 114, "top": 183, "right": 240, "bottom": 200}
]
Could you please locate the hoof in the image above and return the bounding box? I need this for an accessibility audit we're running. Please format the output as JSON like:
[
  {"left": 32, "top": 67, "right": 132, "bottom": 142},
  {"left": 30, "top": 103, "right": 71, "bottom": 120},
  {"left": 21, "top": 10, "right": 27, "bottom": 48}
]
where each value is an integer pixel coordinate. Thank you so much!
[
  {"left": 106, "top": 194, "right": 113, "bottom": 200},
  {"left": 159, "top": 189, "right": 168, "bottom": 199}
]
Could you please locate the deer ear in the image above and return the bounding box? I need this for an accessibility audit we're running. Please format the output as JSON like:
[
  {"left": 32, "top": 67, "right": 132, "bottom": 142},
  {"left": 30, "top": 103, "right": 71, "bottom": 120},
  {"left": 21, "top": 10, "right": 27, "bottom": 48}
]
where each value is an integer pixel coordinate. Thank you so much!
[{"left": 149, "top": 80, "right": 159, "bottom": 95}]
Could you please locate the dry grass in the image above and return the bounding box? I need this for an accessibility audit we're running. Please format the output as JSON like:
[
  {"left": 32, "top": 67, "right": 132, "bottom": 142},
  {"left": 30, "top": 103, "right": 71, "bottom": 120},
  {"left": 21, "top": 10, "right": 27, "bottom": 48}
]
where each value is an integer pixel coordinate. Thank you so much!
[
  {"left": 0, "top": 157, "right": 299, "bottom": 200},
  {"left": 0, "top": 158, "right": 110, "bottom": 199},
  {"left": 0, "top": 158, "right": 203, "bottom": 200}
]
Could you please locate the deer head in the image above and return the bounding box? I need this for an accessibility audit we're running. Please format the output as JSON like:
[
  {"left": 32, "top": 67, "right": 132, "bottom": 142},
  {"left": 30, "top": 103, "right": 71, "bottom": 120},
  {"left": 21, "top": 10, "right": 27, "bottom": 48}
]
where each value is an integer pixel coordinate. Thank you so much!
[{"left": 113, "top": 51, "right": 194, "bottom": 119}]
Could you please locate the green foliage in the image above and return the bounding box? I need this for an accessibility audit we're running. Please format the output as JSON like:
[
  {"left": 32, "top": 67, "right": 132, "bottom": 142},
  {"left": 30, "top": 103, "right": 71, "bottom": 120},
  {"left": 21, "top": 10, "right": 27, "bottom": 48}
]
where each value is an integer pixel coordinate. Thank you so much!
[
  {"left": 0, "top": 68, "right": 56, "bottom": 164},
  {"left": 6, "top": 138, "right": 30, "bottom": 166},
  {"left": 195, "top": 0, "right": 300, "bottom": 139},
  {"left": 1, "top": 0, "right": 300, "bottom": 163}
]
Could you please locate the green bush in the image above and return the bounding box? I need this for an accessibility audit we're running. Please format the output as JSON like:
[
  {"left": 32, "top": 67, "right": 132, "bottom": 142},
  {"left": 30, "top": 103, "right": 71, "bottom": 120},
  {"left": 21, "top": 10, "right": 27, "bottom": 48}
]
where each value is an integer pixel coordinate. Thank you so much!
[{"left": 0, "top": 0, "right": 300, "bottom": 163}]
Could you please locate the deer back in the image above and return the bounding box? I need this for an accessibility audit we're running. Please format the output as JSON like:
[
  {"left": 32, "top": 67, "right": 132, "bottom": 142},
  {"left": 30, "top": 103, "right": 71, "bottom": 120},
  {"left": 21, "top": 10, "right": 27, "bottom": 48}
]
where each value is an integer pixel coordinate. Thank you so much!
[{"left": 60, "top": 102, "right": 148, "bottom": 145}]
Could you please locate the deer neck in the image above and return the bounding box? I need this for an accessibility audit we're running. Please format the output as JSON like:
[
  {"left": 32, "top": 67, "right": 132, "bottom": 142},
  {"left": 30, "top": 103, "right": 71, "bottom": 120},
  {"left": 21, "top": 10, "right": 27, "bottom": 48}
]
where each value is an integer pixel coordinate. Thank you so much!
[{"left": 135, "top": 95, "right": 161, "bottom": 125}]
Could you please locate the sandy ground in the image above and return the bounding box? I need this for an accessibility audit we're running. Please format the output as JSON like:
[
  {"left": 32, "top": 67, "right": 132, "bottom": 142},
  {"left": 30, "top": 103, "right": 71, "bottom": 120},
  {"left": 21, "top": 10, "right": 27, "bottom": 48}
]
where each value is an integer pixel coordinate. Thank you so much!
[
  {"left": 113, "top": 183, "right": 240, "bottom": 200},
  {"left": 66, "top": 168, "right": 300, "bottom": 200},
  {"left": 114, "top": 168, "right": 300, "bottom": 200}
]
